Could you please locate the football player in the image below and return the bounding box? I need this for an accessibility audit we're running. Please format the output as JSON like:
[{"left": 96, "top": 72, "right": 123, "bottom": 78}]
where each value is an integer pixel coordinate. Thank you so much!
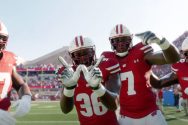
[
  {"left": 101, "top": 24, "right": 180, "bottom": 125},
  {"left": 150, "top": 37, "right": 188, "bottom": 116},
  {"left": 0, "top": 20, "right": 32, "bottom": 125},
  {"left": 57, "top": 35, "right": 121, "bottom": 125}
]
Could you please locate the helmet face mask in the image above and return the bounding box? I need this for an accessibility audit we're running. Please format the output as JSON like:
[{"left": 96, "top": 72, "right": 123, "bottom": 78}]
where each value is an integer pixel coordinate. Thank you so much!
[
  {"left": 181, "top": 37, "right": 188, "bottom": 60},
  {"left": 0, "top": 34, "right": 8, "bottom": 41},
  {"left": 70, "top": 48, "right": 95, "bottom": 67},
  {"left": 109, "top": 24, "right": 133, "bottom": 57},
  {"left": 0, "top": 35, "right": 8, "bottom": 51},
  {"left": 180, "top": 50, "right": 188, "bottom": 60},
  {"left": 183, "top": 51, "right": 188, "bottom": 57},
  {"left": 110, "top": 36, "right": 132, "bottom": 54},
  {"left": 69, "top": 36, "right": 96, "bottom": 67}
]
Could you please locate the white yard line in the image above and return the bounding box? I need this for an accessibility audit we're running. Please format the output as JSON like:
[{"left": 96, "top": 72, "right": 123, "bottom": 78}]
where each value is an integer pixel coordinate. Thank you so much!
[
  {"left": 178, "top": 118, "right": 188, "bottom": 122},
  {"left": 16, "top": 121, "right": 79, "bottom": 123},
  {"left": 166, "top": 115, "right": 188, "bottom": 122},
  {"left": 26, "top": 112, "right": 77, "bottom": 115}
]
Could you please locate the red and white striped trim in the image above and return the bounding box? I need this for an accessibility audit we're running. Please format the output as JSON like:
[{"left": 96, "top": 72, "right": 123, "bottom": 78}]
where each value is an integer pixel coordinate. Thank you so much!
[
  {"left": 140, "top": 45, "right": 153, "bottom": 54},
  {"left": 106, "top": 64, "right": 120, "bottom": 74},
  {"left": 74, "top": 36, "right": 84, "bottom": 47},
  {"left": 115, "top": 24, "right": 123, "bottom": 34},
  {"left": 171, "top": 66, "right": 178, "bottom": 73},
  {"left": 106, "top": 63, "right": 119, "bottom": 70},
  {"left": 110, "top": 68, "right": 121, "bottom": 74}
]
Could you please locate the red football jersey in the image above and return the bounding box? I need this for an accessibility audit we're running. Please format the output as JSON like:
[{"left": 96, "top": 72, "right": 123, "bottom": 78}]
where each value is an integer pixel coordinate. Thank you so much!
[
  {"left": 59, "top": 58, "right": 120, "bottom": 125},
  {"left": 171, "top": 59, "right": 188, "bottom": 99},
  {"left": 102, "top": 42, "right": 158, "bottom": 118},
  {"left": 0, "top": 50, "right": 17, "bottom": 111}
]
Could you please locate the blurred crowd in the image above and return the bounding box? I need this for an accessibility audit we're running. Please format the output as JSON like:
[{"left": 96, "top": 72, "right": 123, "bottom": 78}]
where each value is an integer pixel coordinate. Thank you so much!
[{"left": 14, "top": 64, "right": 61, "bottom": 101}]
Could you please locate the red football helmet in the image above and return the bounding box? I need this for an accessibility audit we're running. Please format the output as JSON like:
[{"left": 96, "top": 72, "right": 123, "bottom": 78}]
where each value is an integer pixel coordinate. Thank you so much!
[
  {"left": 109, "top": 24, "right": 133, "bottom": 57},
  {"left": 0, "top": 21, "right": 9, "bottom": 52},
  {"left": 69, "top": 35, "right": 96, "bottom": 67}
]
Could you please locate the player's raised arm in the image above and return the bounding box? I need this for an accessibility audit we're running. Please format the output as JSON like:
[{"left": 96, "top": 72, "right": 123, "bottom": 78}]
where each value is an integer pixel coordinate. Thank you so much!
[
  {"left": 57, "top": 56, "right": 82, "bottom": 114},
  {"left": 11, "top": 66, "right": 32, "bottom": 118},
  {"left": 136, "top": 31, "right": 180, "bottom": 65}
]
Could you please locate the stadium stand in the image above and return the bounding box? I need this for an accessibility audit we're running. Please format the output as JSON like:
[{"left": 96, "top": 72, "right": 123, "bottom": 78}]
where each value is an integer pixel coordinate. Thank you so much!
[{"left": 15, "top": 46, "right": 72, "bottom": 101}]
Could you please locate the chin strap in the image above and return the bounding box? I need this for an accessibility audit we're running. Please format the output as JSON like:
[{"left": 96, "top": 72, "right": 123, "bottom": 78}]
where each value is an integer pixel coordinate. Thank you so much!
[{"left": 115, "top": 51, "right": 128, "bottom": 57}]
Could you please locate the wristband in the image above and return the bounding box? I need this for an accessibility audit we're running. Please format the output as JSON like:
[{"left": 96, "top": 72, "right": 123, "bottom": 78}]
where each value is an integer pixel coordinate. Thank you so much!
[
  {"left": 158, "top": 38, "right": 170, "bottom": 50},
  {"left": 65, "top": 85, "right": 77, "bottom": 90},
  {"left": 94, "top": 84, "right": 106, "bottom": 97},
  {"left": 63, "top": 88, "right": 75, "bottom": 97},
  {"left": 24, "top": 93, "right": 32, "bottom": 96},
  {"left": 91, "top": 85, "right": 100, "bottom": 90},
  {"left": 184, "top": 88, "right": 188, "bottom": 95}
]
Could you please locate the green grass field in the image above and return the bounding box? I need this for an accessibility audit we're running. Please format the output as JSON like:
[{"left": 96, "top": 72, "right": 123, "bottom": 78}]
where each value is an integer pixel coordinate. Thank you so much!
[{"left": 14, "top": 101, "right": 188, "bottom": 125}]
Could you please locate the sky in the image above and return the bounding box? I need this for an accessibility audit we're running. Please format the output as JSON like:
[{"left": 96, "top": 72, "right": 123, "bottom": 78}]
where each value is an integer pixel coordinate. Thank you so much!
[{"left": 0, "top": 0, "right": 188, "bottom": 61}]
